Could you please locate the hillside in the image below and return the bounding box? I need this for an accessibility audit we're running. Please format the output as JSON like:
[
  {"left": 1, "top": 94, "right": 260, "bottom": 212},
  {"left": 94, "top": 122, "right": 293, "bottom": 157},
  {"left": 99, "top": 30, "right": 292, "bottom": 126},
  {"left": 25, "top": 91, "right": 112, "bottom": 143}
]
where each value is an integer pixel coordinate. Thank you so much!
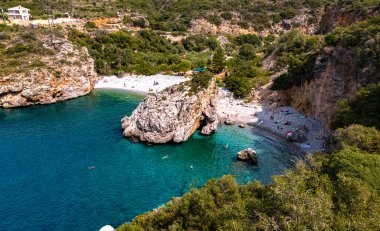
[
  {"left": 2, "top": 0, "right": 379, "bottom": 32},
  {"left": 0, "top": 24, "right": 96, "bottom": 107}
]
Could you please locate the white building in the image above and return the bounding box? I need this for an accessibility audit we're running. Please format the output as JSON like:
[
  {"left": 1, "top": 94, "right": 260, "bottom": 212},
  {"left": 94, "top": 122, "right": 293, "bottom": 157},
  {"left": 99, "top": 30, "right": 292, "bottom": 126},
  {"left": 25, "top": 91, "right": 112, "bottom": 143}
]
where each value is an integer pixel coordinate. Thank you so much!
[{"left": 7, "top": 5, "right": 30, "bottom": 21}]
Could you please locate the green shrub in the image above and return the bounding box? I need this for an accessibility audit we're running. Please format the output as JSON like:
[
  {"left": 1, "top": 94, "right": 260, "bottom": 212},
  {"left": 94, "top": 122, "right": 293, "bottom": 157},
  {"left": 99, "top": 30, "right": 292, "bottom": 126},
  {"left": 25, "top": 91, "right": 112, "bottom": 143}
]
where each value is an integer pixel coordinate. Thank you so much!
[
  {"left": 325, "top": 33, "right": 338, "bottom": 46},
  {"left": 271, "top": 53, "right": 317, "bottom": 90},
  {"left": 85, "top": 21, "right": 97, "bottom": 29},
  {"left": 238, "top": 44, "right": 256, "bottom": 60},
  {"left": 220, "top": 12, "right": 233, "bottom": 20},
  {"left": 173, "top": 60, "right": 192, "bottom": 72},
  {"left": 336, "top": 125, "right": 380, "bottom": 154},
  {"left": 224, "top": 75, "right": 253, "bottom": 98},
  {"left": 234, "top": 34, "right": 262, "bottom": 47},
  {"left": 189, "top": 71, "right": 212, "bottom": 94},
  {"left": 6, "top": 43, "right": 54, "bottom": 56},
  {"left": 332, "top": 84, "right": 380, "bottom": 130},
  {"left": 210, "top": 47, "right": 225, "bottom": 74},
  {"left": 182, "top": 35, "right": 209, "bottom": 52},
  {"left": 279, "top": 8, "right": 297, "bottom": 19},
  {"left": 206, "top": 15, "right": 222, "bottom": 26}
]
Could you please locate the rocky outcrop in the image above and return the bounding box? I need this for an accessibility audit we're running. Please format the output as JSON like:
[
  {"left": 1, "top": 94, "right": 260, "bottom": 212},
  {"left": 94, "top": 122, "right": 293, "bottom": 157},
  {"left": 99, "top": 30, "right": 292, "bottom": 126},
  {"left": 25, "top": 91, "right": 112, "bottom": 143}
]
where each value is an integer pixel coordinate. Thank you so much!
[
  {"left": 225, "top": 115, "right": 236, "bottom": 125},
  {"left": 121, "top": 79, "right": 218, "bottom": 144},
  {"left": 317, "top": 6, "right": 379, "bottom": 34},
  {"left": 285, "top": 47, "right": 380, "bottom": 130},
  {"left": 189, "top": 8, "right": 318, "bottom": 36},
  {"left": 237, "top": 148, "right": 258, "bottom": 165},
  {"left": 0, "top": 39, "right": 97, "bottom": 108},
  {"left": 189, "top": 19, "right": 255, "bottom": 35}
]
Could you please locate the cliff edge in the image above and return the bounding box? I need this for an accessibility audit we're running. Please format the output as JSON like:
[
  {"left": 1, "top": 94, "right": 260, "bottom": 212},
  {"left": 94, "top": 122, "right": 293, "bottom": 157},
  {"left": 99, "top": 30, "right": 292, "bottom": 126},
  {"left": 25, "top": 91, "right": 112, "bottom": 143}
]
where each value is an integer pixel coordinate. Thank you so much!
[{"left": 0, "top": 33, "right": 97, "bottom": 108}]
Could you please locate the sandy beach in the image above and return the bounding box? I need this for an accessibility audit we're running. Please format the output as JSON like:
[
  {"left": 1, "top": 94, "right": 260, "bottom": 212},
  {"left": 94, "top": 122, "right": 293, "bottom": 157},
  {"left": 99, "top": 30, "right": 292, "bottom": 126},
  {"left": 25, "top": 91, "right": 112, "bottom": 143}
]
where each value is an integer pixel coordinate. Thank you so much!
[{"left": 95, "top": 75, "right": 190, "bottom": 94}]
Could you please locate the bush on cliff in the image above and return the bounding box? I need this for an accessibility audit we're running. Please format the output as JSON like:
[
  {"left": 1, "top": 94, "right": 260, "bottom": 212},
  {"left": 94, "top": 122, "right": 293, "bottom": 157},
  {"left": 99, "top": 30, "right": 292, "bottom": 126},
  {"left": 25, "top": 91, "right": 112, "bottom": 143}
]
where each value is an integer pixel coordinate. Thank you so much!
[
  {"left": 332, "top": 84, "right": 380, "bottom": 130},
  {"left": 209, "top": 47, "right": 226, "bottom": 74},
  {"left": 335, "top": 124, "right": 380, "bottom": 153},
  {"left": 271, "top": 16, "right": 380, "bottom": 90},
  {"left": 189, "top": 71, "right": 213, "bottom": 94}
]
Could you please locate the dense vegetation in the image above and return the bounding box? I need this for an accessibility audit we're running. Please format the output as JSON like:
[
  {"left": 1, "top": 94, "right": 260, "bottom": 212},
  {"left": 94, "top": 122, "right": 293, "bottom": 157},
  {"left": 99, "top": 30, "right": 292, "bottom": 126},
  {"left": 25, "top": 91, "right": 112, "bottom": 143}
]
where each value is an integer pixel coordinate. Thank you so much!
[
  {"left": 224, "top": 34, "right": 271, "bottom": 97},
  {"left": 3, "top": 0, "right": 311, "bottom": 27},
  {"left": 3, "top": 0, "right": 379, "bottom": 29},
  {"left": 332, "top": 84, "right": 380, "bottom": 130},
  {"left": 270, "top": 31, "right": 324, "bottom": 90},
  {"left": 68, "top": 29, "right": 219, "bottom": 75},
  {"left": 271, "top": 15, "right": 380, "bottom": 90},
  {"left": 118, "top": 125, "right": 380, "bottom": 231}
]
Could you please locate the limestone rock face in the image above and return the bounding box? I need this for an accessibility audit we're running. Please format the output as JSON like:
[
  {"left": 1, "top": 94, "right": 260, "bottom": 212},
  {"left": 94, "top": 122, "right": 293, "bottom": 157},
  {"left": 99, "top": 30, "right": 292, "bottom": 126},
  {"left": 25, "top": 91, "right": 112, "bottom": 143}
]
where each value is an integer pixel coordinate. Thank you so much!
[
  {"left": 121, "top": 79, "right": 219, "bottom": 144},
  {"left": 286, "top": 47, "right": 380, "bottom": 130},
  {"left": 237, "top": 148, "right": 258, "bottom": 165},
  {"left": 0, "top": 39, "right": 97, "bottom": 108}
]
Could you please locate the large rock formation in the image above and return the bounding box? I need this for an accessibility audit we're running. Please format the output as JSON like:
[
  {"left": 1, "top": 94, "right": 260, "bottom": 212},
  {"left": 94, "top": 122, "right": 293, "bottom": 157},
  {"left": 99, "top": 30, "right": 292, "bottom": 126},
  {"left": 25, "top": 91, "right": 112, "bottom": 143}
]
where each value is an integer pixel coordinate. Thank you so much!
[
  {"left": 237, "top": 148, "right": 258, "bottom": 165},
  {"left": 121, "top": 79, "right": 219, "bottom": 144},
  {"left": 0, "top": 39, "right": 97, "bottom": 108}
]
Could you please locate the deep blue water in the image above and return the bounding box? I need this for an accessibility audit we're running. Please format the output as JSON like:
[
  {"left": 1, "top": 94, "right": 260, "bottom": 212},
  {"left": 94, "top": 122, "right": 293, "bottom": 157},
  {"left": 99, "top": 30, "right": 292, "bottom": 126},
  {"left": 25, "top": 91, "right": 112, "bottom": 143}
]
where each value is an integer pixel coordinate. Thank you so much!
[{"left": 0, "top": 90, "right": 297, "bottom": 231}]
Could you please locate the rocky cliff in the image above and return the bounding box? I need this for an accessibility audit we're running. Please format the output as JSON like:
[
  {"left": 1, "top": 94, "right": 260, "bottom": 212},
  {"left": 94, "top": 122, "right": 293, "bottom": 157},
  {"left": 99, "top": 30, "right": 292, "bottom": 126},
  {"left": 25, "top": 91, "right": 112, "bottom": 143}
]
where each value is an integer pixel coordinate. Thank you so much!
[
  {"left": 317, "top": 6, "right": 379, "bottom": 34},
  {"left": 0, "top": 38, "right": 97, "bottom": 108},
  {"left": 284, "top": 46, "right": 380, "bottom": 130},
  {"left": 121, "top": 79, "right": 218, "bottom": 144}
]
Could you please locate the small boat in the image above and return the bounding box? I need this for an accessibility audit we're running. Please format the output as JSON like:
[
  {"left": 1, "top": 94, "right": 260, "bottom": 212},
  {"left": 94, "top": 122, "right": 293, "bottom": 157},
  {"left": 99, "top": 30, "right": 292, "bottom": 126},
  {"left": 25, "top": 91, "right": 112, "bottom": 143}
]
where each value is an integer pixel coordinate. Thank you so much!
[{"left": 162, "top": 155, "right": 169, "bottom": 159}]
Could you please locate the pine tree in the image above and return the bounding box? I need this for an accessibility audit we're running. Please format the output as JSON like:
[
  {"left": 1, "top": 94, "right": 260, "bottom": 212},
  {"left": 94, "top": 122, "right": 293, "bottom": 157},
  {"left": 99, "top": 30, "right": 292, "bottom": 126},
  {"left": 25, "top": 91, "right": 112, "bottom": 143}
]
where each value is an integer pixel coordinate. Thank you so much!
[{"left": 211, "top": 47, "right": 226, "bottom": 74}]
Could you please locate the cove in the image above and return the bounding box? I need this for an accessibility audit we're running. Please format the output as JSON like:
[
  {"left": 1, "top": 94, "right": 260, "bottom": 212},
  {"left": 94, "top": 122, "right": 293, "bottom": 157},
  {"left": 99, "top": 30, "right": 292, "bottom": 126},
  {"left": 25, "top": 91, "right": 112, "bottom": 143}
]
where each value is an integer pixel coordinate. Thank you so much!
[{"left": 0, "top": 90, "right": 296, "bottom": 231}]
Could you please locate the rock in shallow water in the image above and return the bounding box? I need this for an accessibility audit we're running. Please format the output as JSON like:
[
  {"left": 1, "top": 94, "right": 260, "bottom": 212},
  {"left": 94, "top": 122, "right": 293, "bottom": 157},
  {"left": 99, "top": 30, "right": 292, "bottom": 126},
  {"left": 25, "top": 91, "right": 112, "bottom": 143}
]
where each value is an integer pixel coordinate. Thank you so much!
[
  {"left": 121, "top": 79, "right": 219, "bottom": 144},
  {"left": 237, "top": 148, "right": 258, "bottom": 165},
  {"left": 225, "top": 115, "right": 236, "bottom": 125}
]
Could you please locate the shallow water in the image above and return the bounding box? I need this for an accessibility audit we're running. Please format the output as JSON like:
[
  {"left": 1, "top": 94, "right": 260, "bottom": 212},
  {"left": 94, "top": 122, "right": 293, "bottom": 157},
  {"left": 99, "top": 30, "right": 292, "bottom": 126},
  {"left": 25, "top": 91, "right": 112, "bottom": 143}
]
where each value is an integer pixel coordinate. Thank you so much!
[{"left": 0, "top": 90, "right": 296, "bottom": 231}]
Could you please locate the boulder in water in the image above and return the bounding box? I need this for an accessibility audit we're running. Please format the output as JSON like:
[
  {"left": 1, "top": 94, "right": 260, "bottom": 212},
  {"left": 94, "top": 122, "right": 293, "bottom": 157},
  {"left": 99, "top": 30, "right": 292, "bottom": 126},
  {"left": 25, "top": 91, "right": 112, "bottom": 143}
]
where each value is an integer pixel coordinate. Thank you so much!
[
  {"left": 237, "top": 148, "right": 258, "bottom": 165},
  {"left": 225, "top": 115, "right": 236, "bottom": 125}
]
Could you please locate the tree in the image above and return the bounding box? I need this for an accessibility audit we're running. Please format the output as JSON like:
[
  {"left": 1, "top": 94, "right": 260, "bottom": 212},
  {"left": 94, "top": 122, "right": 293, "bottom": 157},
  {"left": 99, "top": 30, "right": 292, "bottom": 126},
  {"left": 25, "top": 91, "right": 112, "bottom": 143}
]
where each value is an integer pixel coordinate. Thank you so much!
[
  {"left": 173, "top": 60, "right": 191, "bottom": 72},
  {"left": 210, "top": 47, "right": 226, "bottom": 74},
  {"left": 238, "top": 44, "right": 256, "bottom": 60}
]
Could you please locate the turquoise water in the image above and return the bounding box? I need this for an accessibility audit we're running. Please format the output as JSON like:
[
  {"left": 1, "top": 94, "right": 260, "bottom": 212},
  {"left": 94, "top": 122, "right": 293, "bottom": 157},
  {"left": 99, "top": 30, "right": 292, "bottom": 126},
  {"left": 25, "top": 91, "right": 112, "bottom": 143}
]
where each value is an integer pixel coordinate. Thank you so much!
[{"left": 0, "top": 90, "right": 296, "bottom": 231}]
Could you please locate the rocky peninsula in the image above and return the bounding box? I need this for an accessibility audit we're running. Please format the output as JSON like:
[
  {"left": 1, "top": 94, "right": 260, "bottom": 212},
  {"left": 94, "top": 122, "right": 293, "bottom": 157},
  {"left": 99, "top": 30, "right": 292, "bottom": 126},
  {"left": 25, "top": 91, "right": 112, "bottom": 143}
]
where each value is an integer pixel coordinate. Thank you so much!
[
  {"left": 0, "top": 37, "right": 96, "bottom": 108},
  {"left": 121, "top": 78, "right": 218, "bottom": 144}
]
